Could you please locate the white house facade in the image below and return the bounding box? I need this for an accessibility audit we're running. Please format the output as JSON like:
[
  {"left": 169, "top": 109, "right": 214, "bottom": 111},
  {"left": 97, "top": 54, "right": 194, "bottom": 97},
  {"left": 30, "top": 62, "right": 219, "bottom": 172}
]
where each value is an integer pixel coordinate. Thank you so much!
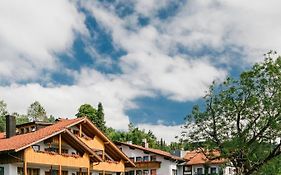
[{"left": 115, "top": 141, "right": 183, "bottom": 175}]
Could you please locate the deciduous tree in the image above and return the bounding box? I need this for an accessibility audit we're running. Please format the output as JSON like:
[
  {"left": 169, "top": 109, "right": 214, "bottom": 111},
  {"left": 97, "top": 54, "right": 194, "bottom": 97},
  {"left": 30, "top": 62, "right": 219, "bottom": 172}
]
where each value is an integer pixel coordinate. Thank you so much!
[
  {"left": 0, "top": 100, "right": 8, "bottom": 132},
  {"left": 76, "top": 103, "right": 107, "bottom": 132},
  {"left": 27, "top": 101, "right": 48, "bottom": 122},
  {"left": 183, "top": 52, "right": 281, "bottom": 175}
]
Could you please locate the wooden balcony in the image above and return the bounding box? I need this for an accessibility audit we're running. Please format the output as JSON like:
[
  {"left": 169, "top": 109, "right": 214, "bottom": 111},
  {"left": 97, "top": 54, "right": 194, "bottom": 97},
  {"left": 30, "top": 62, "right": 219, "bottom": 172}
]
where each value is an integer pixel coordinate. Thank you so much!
[
  {"left": 134, "top": 161, "right": 161, "bottom": 169},
  {"left": 24, "top": 147, "right": 90, "bottom": 168},
  {"left": 92, "top": 160, "right": 125, "bottom": 172}
]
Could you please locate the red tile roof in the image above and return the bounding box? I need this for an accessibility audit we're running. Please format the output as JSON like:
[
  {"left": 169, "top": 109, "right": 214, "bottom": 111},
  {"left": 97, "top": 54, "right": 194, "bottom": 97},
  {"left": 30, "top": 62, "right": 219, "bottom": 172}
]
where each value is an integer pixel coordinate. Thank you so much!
[
  {"left": 0, "top": 118, "right": 82, "bottom": 152},
  {"left": 184, "top": 150, "right": 225, "bottom": 165},
  {"left": 0, "top": 117, "right": 135, "bottom": 167},
  {"left": 116, "top": 142, "right": 183, "bottom": 161}
]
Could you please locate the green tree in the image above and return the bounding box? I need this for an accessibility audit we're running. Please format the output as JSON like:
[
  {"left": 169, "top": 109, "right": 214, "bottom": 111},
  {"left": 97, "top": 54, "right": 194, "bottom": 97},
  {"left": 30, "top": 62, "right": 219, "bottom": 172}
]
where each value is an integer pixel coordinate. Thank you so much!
[
  {"left": 0, "top": 100, "right": 8, "bottom": 132},
  {"left": 96, "top": 102, "right": 106, "bottom": 132},
  {"left": 76, "top": 103, "right": 107, "bottom": 132},
  {"left": 11, "top": 112, "right": 29, "bottom": 125},
  {"left": 27, "top": 101, "right": 48, "bottom": 122},
  {"left": 47, "top": 115, "right": 56, "bottom": 123},
  {"left": 183, "top": 52, "right": 281, "bottom": 175}
]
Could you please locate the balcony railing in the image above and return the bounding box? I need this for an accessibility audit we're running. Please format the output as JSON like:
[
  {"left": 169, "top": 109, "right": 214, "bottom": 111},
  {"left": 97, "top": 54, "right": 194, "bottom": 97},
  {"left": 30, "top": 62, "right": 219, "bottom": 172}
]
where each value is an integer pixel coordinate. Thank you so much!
[{"left": 134, "top": 161, "right": 161, "bottom": 169}]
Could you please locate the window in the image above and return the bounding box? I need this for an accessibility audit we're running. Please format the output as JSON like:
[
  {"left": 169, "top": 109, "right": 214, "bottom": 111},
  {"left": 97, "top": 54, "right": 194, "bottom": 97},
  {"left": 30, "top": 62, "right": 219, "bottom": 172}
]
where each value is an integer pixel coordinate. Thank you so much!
[
  {"left": 18, "top": 168, "right": 39, "bottom": 175},
  {"left": 197, "top": 168, "right": 203, "bottom": 175},
  {"left": 61, "top": 148, "right": 68, "bottom": 154},
  {"left": 128, "top": 171, "right": 135, "bottom": 175},
  {"left": 184, "top": 166, "right": 192, "bottom": 172},
  {"left": 150, "top": 169, "right": 156, "bottom": 175},
  {"left": 31, "top": 126, "right": 36, "bottom": 132},
  {"left": 136, "top": 157, "right": 142, "bottom": 162},
  {"left": 143, "top": 170, "right": 149, "bottom": 175},
  {"left": 45, "top": 147, "right": 59, "bottom": 153},
  {"left": 129, "top": 157, "right": 135, "bottom": 162},
  {"left": 172, "top": 169, "right": 177, "bottom": 175},
  {"left": 143, "top": 156, "right": 149, "bottom": 161},
  {"left": 25, "top": 127, "right": 30, "bottom": 133},
  {"left": 136, "top": 170, "right": 142, "bottom": 175},
  {"left": 150, "top": 155, "right": 156, "bottom": 161},
  {"left": 211, "top": 167, "right": 217, "bottom": 174},
  {"left": 32, "top": 145, "right": 40, "bottom": 151},
  {"left": 0, "top": 167, "right": 4, "bottom": 175}
]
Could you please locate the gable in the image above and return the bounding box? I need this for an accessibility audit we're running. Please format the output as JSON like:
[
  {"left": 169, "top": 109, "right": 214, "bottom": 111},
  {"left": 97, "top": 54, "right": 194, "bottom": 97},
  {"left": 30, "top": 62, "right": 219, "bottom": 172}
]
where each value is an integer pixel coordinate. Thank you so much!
[{"left": 70, "top": 118, "right": 135, "bottom": 167}]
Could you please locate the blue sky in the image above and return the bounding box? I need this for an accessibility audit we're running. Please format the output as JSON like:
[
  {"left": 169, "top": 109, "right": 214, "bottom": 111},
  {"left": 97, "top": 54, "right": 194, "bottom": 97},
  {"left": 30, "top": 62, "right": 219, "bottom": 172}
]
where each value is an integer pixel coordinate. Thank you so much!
[{"left": 0, "top": 0, "right": 280, "bottom": 143}]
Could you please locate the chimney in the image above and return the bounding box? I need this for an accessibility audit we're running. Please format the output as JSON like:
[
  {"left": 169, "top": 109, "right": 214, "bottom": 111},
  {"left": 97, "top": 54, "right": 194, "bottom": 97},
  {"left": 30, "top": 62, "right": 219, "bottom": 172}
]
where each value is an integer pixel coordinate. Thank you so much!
[
  {"left": 142, "top": 138, "right": 149, "bottom": 148},
  {"left": 6, "top": 115, "right": 16, "bottom": 138}
]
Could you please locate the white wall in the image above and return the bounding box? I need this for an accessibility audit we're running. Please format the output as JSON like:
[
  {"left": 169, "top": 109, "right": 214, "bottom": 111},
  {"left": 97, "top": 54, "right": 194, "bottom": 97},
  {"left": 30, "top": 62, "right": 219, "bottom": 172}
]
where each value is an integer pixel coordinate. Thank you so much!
[
  {"left": 0, "top": 164, "right": 17, "bottom": 175},
  {"left": 119, "top": 145, "right": 178, "bottom": 175}
]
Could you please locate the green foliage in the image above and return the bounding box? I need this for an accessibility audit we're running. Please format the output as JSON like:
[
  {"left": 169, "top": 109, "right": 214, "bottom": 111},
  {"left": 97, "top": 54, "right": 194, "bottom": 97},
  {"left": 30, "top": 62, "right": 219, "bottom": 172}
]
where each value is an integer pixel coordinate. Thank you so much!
[
  {"left": 27, "top": 101, "right": 48, "bottom": 122},
  {"left": 46, "top": 115, "right": 56, "bottom": 123},
  {"left": 76, "top": 103, "right": 107, "bottom": 132},
  {"left": 107, "top": 122, "right": 171, "bottom": 151},
  {"left": 0, "top": 100, "right": 8, "bottom": 132},
  {"left": 11, "top": 112, "right": 29, "bottom": 125},
  {"left": 96, "top": 102, "right": 106, "bottom": 132},
  {"left": 183, "top": 52, "right": 281, "bottom": 175},
  {"left": 254, "top": 156, "right": 281, "bottom": 175}
]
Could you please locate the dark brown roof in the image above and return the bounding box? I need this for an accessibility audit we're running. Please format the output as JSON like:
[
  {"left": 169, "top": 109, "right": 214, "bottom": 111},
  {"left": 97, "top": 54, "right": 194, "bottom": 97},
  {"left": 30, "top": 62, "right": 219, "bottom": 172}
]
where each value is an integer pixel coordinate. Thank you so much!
[{"left": 116, "top": 141, "right": 183, "bottom": 161}]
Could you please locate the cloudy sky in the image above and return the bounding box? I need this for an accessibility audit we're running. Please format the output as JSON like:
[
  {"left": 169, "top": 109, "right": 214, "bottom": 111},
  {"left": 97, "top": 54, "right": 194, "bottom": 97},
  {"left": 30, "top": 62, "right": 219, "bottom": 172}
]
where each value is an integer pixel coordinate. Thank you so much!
[{"left": 0, "top": 0, "right": 280, "bottom": 143}]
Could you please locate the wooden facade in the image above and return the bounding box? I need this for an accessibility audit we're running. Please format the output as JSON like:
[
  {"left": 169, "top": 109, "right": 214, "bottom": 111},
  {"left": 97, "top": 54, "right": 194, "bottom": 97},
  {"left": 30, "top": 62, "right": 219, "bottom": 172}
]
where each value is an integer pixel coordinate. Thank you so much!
[{"left": 0, "top": 118, "right": 135, "bottom": 175}]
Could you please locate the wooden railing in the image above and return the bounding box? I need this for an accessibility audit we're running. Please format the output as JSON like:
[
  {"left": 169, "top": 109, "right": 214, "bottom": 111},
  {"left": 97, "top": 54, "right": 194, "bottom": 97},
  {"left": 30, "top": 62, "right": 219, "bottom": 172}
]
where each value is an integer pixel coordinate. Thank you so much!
[
  {"left": 134, "top": 161, "right": 161, "bottom": 169},
  {"left": 24, "top": 147, "right": 90, "bottom": 168}
]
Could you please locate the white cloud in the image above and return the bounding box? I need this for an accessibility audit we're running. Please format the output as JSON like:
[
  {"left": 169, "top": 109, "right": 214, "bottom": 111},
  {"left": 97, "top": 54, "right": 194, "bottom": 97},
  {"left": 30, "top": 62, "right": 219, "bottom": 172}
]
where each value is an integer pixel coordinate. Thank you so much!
[
  {"left": 163, "top": 0, "right": 281, "bottom": 62},
  {"left": 83, "top": 1, "right": 226, "bottom": 102},
  {"left": 2, "top": 0, "right": 281, "bottom": 142},
  {"left": 0, "top": 0, "right": 87, "bottom": 82},
  {"left": 120, "top": 53, "right": 226, "bottom": 101}
]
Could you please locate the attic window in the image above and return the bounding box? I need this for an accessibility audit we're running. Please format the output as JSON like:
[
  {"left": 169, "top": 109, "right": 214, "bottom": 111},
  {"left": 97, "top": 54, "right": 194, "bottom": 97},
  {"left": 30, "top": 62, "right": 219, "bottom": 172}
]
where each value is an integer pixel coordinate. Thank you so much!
[{"left": 32, "top": 145, "right": 40, "bottom": 152}]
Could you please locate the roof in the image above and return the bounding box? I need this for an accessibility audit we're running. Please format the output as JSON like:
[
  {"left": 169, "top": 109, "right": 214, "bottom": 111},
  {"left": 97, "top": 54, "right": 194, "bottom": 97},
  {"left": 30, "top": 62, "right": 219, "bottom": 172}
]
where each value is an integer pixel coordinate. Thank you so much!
[
  {"left": 184, "top": 150, "right": 225, "bottom": 165},
  {"left": 0, "top": 117, "right": 135, "bottom": 167},
  {"left": 81, "top": 118, "right": 135, "bottom": 167},
  {"left": 116, "top": 141, "right": 183, "bottom": 161},
  {"left": 0, "top": 118, "right": 82, "bottom": 152}
]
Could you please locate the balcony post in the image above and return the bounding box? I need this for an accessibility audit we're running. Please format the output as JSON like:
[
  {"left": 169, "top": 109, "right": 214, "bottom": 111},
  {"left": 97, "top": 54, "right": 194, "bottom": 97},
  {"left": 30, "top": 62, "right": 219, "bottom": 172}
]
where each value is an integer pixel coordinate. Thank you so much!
[
  {"left": 59, "top": 134, "right": 62, "bottom": 155},
  {"left": 59, "top": 165, "right": 62, "bottom": 175},
  {"left": 79, "top": 124, "right": 82, "bottom": 137},
  {"left": 23, "top": 161, "right": 27, "bottom": 175}
]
